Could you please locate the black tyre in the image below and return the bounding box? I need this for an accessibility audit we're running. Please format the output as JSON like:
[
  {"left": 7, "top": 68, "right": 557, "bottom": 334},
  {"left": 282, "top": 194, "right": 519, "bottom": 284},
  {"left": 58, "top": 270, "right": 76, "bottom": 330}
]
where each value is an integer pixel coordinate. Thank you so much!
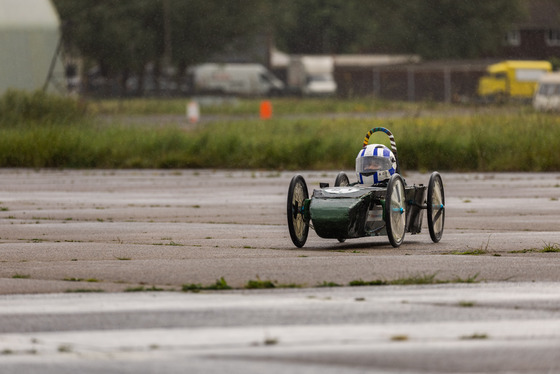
[
  {"left": 427, "top": 172, "right": 445, "bottom": 243},
  {"left": 334, "top": 172, "right": 350, "bottom": 187},
  {"left": 385, "top": 174, "right": 406, "bottom": 248},
  {"left": 287, "top": 175, "right": 309, "bottom": 248}
]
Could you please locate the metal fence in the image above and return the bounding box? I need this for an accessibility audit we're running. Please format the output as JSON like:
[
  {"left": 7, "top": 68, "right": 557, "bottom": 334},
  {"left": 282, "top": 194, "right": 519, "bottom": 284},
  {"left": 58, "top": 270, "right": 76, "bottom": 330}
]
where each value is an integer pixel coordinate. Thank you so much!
[{"left": 334, "top": 61, "right": 495, "bottom": 102}]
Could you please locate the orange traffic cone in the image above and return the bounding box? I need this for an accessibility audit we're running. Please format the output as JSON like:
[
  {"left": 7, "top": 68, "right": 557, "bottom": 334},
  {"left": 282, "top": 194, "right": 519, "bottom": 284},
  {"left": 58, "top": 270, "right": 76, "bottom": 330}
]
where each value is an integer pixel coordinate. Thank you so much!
[{"left": 260, "top": 100, "right": 272, "bottom": 120}]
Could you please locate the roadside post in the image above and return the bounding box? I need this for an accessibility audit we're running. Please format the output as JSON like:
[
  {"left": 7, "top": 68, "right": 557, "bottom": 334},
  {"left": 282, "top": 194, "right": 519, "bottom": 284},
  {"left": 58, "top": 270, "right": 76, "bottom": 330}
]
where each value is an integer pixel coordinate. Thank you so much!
[{"left": 187, "top": 100, "right": 200, "bottom": 123}]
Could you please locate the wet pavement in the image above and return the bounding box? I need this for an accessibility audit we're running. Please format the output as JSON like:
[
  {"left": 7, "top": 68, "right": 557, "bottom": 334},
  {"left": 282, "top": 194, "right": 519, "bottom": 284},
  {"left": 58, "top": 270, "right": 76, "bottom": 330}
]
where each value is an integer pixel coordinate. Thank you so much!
[{"left": 0, "top": 169, "right": 559, "bottom": 372}]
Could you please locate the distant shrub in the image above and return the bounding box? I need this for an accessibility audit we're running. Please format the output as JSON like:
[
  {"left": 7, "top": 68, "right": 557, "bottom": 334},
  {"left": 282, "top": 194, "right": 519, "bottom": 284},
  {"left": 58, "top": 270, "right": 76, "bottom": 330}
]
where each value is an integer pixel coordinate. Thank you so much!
[{"left": 0, "top": 90, "right": 87, "bottom": 127}]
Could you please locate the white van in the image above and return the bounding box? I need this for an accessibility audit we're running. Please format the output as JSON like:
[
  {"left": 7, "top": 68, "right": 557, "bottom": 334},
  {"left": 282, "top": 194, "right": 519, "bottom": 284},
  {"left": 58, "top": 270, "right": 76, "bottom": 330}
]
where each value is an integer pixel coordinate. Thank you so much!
[
  {"left": 187, "top": 63, "right": 284, "bottom": 96},
  {"left": 533, "top": 72, "right": 560, "bottom": 111},
  {"left": 287, "top": 56, "right": 337, "bottom": 96}
]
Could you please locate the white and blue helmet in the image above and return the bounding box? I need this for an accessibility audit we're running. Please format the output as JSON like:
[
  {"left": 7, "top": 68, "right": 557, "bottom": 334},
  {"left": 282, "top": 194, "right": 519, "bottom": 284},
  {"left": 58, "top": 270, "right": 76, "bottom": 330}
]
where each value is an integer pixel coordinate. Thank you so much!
[{"left": 356, "top": 144, "right": 396, "bottom": 185}]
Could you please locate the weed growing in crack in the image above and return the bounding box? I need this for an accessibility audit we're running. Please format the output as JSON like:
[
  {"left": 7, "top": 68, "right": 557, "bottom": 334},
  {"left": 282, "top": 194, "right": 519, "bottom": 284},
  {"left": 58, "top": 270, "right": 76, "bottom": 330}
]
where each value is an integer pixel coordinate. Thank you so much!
[
  {"left": 316, "top": 281, "right": 342, "bottom": 287},
  {"left": 450, "top": 249, "right": 488, "bottom": 255},
  {"left": 245, "top": 278, "right": 276, "bottom": 289},
  {"left": 349, "top": 279, "right": 388, "bottom": 286},
  {"left": 58, "top": 344, "right": 73, "bottom": 353},
  {"left": 349, "top": 272, "right": 479, "bottom": 286},
  {"left": 63, "top": 277, "right": 83, "bottom": 282},
  {"left": 461, "top": 333, "right": 488, "bottom": 340},
  {"left": 541, "top": 242, "right": 560, "bottom": 252},
  {"left": 510, "top": 242, "right": 560, "bottom": 253},
  {"left": 182, "top": 277, "right": 232, "bottom": 292},
  {"left": 12, "top": 274, "right": 30, "bottom": 279},
  {"left": 125, "top": 286, "right": 165, "bottom": 292},
  {"left": 245, "top": 277, "right": 302, "bottom": 289},
  {"left": 391, "top": 335, "right": 409, "bottom": 341}
]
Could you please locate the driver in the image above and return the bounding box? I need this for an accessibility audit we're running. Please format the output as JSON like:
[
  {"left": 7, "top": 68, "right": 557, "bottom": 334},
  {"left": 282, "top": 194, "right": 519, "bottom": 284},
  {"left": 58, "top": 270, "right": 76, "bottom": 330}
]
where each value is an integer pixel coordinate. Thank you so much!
[
  {"left": 355, "top": 144, "right": 396, "bottom": 185},
  {"left": 363, "top": 158, "right": 385, "bottom": 171}
]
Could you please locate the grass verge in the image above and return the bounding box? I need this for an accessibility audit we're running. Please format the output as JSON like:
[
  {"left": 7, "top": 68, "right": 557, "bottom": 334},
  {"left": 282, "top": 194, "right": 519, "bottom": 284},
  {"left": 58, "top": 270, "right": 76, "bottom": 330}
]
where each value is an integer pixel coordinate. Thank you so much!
[{"left": 2, "top": 92, "right": 560, "bottom": 171}]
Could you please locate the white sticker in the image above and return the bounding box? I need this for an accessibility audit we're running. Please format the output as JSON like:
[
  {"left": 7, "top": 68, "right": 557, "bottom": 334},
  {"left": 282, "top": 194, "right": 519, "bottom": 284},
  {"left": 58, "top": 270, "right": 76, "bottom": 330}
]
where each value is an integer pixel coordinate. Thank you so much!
[
  {"left": 324, "top": 187, "right": 361, "bottom": 194},
  {"left": 377, "top": 170, "right": 390, "bottom": 180}
]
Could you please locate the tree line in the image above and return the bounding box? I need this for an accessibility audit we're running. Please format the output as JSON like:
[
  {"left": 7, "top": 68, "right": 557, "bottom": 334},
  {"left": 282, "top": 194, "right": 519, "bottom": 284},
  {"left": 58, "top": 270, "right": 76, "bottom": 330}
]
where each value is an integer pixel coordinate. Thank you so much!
[{"left": 52, "top": 0, "right": 524, "bottom": 95}]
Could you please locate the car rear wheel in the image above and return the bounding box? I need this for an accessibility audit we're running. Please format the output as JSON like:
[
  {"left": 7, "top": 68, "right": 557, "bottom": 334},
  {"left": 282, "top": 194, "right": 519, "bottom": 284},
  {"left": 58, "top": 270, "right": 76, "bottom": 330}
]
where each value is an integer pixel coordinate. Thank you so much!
[
  {"left": 334, "top": 172, "right": 350, "bottom": 187},
  {"left": 287, "top": 175, "right": 309, "bottom": 248},
  {"left": 427, "top": 172, "right": 445, "bottom": 243}
]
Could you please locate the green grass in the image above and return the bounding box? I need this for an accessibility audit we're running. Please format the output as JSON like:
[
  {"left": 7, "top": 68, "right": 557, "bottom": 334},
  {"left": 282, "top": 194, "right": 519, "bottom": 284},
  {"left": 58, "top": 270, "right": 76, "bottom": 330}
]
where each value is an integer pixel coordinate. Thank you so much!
[
  {"left": 316, "top": 281, "right": 342, "bottom": 287},
  {"left": 510, "top": 242, "right": 560, "bottom": 253},
  {"left": 3, "top": 92, "right": 560, "bottom": 171},
  {"left": 541, "top": 242, "right": 560, "bottom": 252},
  {"left": 390, "top": 335, "right": 409, "bottom": 341},
  {"left": 389, "top": 273, "right": 441, "bottom": 285},
  {"left": 2, "top": 114, "right": 558, "bottom": 171},
  {"left": 349, "top": 273, "right": 480, "bottom": 286},
  {"left": 182, "top": 277, "right": 232, "bottom": 292},
  {"left": 449, "top": 249, "right": 488, "bottom": 256},
  {"left": 0, "top": 90, "right": 86, "bottom": 126},
  {"left": 349, "top": 279, "right": 388, "bottom": 286},
  {"left": 12, "top": 274, "right": 30, "bottom": 279},
  {"left": 182, "top": 277, "right": 301, "bottom": 291},
  {"left": 509, "top": 249, "right": 534, "bottom": 253},
  {"left": 245, "top": 278, "right": 303, "bottom": 289},
  {"left": 175, "top": 273, "right": 483, "bottom": 293},
  {"left": 125, "top": 286, "right": 165, "bottom": 292},
  {"left": 245, "top": 279, "right": 276, "bottom": 289},
  {"left": 461, "top": 333, "right": 488, "bottom": 340}
]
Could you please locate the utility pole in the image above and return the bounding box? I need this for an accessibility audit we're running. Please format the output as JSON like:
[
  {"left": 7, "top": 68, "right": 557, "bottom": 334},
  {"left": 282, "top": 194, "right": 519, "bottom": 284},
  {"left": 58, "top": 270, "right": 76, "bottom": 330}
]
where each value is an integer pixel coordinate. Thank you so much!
[{"left": 162, "top": 0, "right": 172, "bottom": 70}]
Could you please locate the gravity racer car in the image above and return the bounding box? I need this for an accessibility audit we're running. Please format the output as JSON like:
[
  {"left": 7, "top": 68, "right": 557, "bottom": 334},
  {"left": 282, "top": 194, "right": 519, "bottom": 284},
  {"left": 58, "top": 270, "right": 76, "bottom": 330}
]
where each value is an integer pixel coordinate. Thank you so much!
[{"left": 287, "top": 127, "right": 445, "bottom": 248}]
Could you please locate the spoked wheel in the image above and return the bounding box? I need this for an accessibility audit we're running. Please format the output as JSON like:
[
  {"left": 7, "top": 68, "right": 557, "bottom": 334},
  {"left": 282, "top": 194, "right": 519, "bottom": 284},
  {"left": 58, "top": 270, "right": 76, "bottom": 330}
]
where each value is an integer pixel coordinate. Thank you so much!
[
  {"left": 287, "top": 175, "right": 309, "bottom": 248},
  {"left": 334, "top": 172, "right": 350, "bottom": 187},
  {"left": 385, "top": 173, "right": 406, "bottom": 248},
  {"left": 427, "top": 172, "right": 445, "bottom": 243}
]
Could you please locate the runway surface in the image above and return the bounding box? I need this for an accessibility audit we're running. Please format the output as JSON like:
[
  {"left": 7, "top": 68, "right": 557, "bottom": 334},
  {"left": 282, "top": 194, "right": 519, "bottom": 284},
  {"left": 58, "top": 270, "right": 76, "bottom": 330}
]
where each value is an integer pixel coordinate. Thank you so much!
[{"left": 0, "top": 169, "right": 558, "bottom": 372}]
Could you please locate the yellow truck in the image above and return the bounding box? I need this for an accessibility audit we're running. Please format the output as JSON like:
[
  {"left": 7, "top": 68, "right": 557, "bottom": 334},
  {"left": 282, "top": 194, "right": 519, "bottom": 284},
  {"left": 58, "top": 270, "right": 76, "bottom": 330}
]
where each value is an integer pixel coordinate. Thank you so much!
[{"left": 477, "top": 60, "right": 552, "bottom": 102}]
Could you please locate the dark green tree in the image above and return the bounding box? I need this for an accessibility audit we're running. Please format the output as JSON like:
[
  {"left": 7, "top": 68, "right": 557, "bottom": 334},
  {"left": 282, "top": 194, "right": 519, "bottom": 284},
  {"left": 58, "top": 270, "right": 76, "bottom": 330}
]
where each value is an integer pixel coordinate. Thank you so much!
[
  {"left": 167, "top": 0, "right": 265, "bottom": 72},
  {"left": 271, "top": 0, "right": 524, "bottom": 58},
  {"left": 52, "top": 0, "right": 527, "bottom": 96},
  {"left": 53, "top": 0, "right": 266, "bottom": 94},
  {"left": 54, "top": 0, "right": 162, "bottom": 94},
  {"left": 272, "top": 0, "right": 373, "bottom": 54},
  {"left": 397, "top": 0, "right": 525, "bottom": 59}
]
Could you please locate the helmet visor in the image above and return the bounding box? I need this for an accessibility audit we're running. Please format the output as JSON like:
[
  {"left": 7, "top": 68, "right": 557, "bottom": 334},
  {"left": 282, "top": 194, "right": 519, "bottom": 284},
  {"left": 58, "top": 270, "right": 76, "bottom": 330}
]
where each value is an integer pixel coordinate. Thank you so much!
[{"left": 356, "top": 156, "right": 393, "bottom": 175}]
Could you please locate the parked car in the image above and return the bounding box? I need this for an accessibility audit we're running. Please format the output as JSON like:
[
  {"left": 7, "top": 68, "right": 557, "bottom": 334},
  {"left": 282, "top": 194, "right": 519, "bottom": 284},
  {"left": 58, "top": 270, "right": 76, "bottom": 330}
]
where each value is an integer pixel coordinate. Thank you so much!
[{"left": 287, "top": 56, "right": 337, "bottom": 96}]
